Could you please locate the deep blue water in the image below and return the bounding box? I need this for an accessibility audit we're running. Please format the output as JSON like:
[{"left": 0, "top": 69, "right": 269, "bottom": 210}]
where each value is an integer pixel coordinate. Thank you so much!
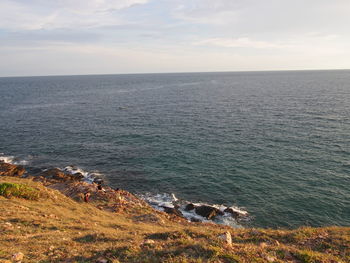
[{"left": 1, "top": 70, "right": 349, "bottom": 228}]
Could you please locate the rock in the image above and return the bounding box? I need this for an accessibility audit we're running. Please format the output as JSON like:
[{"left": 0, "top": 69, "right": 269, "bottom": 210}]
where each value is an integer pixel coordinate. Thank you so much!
[
  {"left": 190, "top": 217, "right": 202, "bottom": 223},
  {"left": 96, "top": 257, "right": 108, "bottom": 263},
  {"left": 185, "top": 203, "right": 195, "bottom": 211},
  {"left": 93, "top": 178, "right": 104, "bottom": 184},
  {"left": 0, "top": 163, "right": 25, "bottom": 177},
  {"left": 223, "top": 208, "right": 240, "bottom": 218},
  {"left": 73, "top": 172, "right": 84, "bottom": 178},
  {"left": 12, "top": 252, "right": 24, "bottom": 262},
  {"left": 218, "top": 231, "right": 232, "bottom": 246},
  {"left": 37, "top": 168, "right": 84, "bottom": 184},
  {"left": 194, "top": 205, "right": 224, "bottom": 220},
  {"left": 142, "top": 239, "right": 155, "bottom": 245},
  {"left": 162, "top": 206, "right": 184, "bottom": 218},
  {"left": 266, "top": 255, "right": 276, "bottom": 262}
]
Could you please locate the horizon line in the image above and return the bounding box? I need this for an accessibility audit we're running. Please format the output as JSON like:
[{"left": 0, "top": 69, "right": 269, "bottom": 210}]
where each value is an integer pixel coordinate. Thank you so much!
[{"left": 0, "top": 68, "right": 349, "bottom": 79}]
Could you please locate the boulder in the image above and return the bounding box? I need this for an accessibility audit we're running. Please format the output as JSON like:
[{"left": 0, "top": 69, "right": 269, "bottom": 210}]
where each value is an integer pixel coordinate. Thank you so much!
[
  {"left": 0, "top": 162, "right": 25, "bottom": 177},
  {"left": 161, "top": 206, "right": 184, "bottom": 218},
  {"left": 184, "top": 203, "right": 195, "bottom": 211},
  {"left": 194, "top": 205, "right": 223, "bottom": 220},
  {"left": 190, "top": 217, "right": 202, "bottom": 223},
  {"left": 224, "top": 208, "right": 240, "bottom": 218},
  {"left": 37, "top": 168, "right": 84, "bottom": 183}
]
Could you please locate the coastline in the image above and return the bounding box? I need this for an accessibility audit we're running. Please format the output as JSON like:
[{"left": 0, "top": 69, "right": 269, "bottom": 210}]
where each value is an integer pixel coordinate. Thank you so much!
[
  {"left": 1, "top": 157, "right": 350, "bottom": 262},
  {"left": 0, "top": 155, "right": 248, "bottom": 227}
]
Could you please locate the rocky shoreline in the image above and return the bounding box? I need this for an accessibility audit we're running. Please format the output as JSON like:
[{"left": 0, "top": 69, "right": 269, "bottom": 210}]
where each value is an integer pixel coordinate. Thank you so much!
[
  {"left": 1, "top": 158, "right": 350, "bottom": 263},
  {"left": 0, "top": 160, "right": 247, "bottom": 225}
]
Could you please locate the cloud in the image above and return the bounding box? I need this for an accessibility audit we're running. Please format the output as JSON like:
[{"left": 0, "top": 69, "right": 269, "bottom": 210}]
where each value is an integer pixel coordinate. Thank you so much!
[
  {"left": 192, "top": 35, "right": 349, "bottom": 57},
  {"left": 0, "top": 0, "right": 349, "bottom": 76},
  {"left": 0, "top": 0, "right": 149, "bottom": 30},
  {"left": 194, "top": 37, "right": 291, "bottom": 49}
]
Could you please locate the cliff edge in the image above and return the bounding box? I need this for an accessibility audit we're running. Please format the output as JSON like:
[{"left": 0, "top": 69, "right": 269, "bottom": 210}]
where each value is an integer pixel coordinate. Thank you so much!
[{"left": 0, "top": 162, "right": 349, "bottom": 263}]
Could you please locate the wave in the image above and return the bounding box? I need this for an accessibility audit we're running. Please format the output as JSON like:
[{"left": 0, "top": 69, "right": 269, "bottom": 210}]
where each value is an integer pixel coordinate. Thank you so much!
[
  {"left": 138, "top": 192, "right": 249, "bottom": 228},
  {"left": 0, "top": 153, "right": 29, "bottom": 165},
  {"left": 61, "top": 165, "right": 104, "bottom": 183}
]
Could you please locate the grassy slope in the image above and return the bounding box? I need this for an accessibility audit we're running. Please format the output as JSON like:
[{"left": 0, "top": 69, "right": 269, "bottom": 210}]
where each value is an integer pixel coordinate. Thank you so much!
[{"left": 0, "top": 176, "right": 349, "bottom": 263}]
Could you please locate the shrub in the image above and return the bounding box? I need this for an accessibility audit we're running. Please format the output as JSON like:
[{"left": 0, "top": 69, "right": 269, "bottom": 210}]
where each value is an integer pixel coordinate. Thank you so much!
[{"left": 0, "top": 182, "right": 40, "bottom": 200}]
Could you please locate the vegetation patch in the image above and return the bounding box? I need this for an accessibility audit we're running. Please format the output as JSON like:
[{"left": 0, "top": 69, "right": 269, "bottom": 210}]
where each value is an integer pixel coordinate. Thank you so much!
[{"left": 0, "top": 182, "right": 40, "bottom": 200}]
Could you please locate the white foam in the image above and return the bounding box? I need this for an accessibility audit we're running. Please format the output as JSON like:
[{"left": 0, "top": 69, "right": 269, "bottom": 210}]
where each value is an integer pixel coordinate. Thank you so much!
[
  {"left": 62, "top": 165, "right": 103, "bottom": 183},
  {"left": 0, "top": 155, "right": 14, "bottom": 164},
  {"left": 138, "top": 192, "right": 249, "bottom": 228},
  {"left": 0, "top": 154, "right": 29, "bottom": 166},
  {"left": 139, "top": 193, "right": 177, "bottom": 208}
]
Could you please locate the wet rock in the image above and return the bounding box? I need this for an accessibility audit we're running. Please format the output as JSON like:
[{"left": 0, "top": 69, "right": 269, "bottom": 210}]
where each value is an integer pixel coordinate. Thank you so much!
[
  {"left": 190, "top": 217, "right": 202, "bottom": 223},
  {"left": 162, "top": 206, "right": 184, "bottom": 218},
  {"left": 73, "top": 172, "right": 83, "bottom": 178},
  {"left": 0, "top": 162, "right": 25, "bottom": 177},
  {"left": 12, "top": 252, "right": 24, "bottom": 262},
  {"left": 224, "top": 207, "right": 240, "bottom": 218},
  {"left": 185, "top": 203, "right": 195, "bottom": 211},
  {"left": 195, "top": 205, "right": 224, "bottom": 220},
  {"left": 93, "top": 178, "right": 104, "bottom": 184},
  {"left": 37, "top": 168, "right": 84, "bottom": 184}
]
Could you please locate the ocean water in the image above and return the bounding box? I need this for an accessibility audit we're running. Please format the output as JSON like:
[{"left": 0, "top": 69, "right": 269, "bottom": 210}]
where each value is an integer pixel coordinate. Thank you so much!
[{"left": 0, "top": 70, "right": 349, "bottom": 228}]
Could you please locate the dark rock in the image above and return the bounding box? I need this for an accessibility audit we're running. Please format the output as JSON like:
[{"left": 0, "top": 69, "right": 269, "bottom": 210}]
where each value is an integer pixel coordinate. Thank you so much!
[
  {"left": 0, "top": 162, "right": 25, "bottom": 177},
  {"left": 194, "top": 205, "right": 224, "bottom": 220},
  {"left": 161, "top": 206, "right": 184, "bottom": 218},
  {"left": 190, "top": 217, "right": 202, "bottom": 223},
  {"left": 224, "top": 208, "right": 240, "bottom": 218},
  {"left": 185, "top": 203, "right": 195, "bottom": 211},
  {"left": 26, "top": 166, "right": 43, "bottom": 176},
  {"left": 93, "top": 178, "right": 104, "bottom": 184},
  {"left": 37, "top": 168, "right": 83, "bottom": 184},
  {"left": 73, "top": 172, "right": 84, "bottom": 179}
]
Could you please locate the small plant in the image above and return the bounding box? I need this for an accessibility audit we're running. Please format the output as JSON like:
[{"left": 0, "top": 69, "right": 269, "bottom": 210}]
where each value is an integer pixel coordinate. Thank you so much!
[{"left": 0, "top": 182, "right": 40, "bottom": 200}]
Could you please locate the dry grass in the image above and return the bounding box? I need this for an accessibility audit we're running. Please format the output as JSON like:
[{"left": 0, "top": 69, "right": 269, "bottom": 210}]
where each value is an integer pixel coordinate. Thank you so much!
[{"left": 0, "top": 176, "right": 349, "bottom": 263}]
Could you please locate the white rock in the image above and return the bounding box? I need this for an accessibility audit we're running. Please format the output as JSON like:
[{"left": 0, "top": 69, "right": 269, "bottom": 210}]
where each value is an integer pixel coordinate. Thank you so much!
[
  {"left": 12, "top": 252, "right": 24, "bottom": 262},
  {"left": 219, "top": 231, "right": 232, "bottom": 246},
  {"left": 96, "top": 257, "right": 108, "bottom": 263},
  {"left": 143, "top": 239, "right": 155, "bottom": 244}
]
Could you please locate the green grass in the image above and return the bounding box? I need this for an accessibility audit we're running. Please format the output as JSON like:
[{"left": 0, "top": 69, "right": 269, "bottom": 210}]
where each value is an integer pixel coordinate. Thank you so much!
[{"left": 0, "top": 182, "right": 40, "bottom": 200}]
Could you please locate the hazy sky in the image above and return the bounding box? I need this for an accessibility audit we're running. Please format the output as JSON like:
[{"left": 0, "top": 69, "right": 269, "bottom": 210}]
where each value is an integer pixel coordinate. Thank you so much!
[{"left": 1, "top": 0, "right": 350, "bottom": 76}]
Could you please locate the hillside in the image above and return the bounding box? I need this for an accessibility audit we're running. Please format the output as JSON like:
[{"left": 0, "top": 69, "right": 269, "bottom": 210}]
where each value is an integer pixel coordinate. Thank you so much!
[{"left": 0, "top": 164, "right": 349, "bottom": 263}]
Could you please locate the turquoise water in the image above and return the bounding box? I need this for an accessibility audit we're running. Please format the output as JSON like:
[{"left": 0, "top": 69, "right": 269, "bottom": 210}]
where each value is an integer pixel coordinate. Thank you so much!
[{"left": 1, "top": 70, "right": 349, "bottom": 228}]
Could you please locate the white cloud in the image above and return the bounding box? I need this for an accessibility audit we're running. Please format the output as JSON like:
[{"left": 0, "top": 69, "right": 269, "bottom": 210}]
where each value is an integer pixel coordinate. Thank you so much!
[
  {"left": 194, "top": 37, "right": 291, "bottom": 49},
  {"left": 0, "top": 0, "right": 149, "bottom": 30},
  {"left": 0, "top": 0, "right": 349, "bottom": 75}
]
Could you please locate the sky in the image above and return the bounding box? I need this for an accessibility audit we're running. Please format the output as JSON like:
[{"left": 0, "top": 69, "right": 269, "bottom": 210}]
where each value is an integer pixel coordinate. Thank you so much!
[{"left": 0, "top": 0, "right": 350, "bottom": 76}]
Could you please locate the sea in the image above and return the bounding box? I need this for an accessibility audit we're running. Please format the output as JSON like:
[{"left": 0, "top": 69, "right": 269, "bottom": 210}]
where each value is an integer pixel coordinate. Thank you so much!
[{"left": 0, "top": 70, "right": 349, "bottom": 228}]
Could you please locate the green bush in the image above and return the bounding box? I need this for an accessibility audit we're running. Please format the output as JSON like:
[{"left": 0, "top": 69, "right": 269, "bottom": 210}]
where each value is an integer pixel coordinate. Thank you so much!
[{"left": 0, "top": 182, "right": 40, "bottom": 200}]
